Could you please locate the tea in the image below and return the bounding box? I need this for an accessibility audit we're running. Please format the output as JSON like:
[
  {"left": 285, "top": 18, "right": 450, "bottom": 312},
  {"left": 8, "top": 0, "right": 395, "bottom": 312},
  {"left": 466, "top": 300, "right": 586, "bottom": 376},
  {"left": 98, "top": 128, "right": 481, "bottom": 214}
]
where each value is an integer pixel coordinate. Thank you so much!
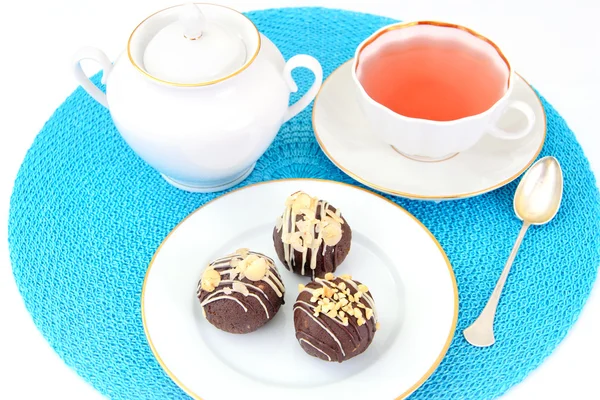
[{"left": 356, "top": 36, "right": 508, "bottom": 121}]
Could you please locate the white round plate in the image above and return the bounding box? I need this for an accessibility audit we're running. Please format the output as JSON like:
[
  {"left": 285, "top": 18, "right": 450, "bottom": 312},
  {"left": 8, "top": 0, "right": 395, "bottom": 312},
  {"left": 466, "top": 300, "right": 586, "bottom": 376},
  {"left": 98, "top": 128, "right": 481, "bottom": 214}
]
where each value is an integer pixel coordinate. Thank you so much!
[
  {"left": 142, "top": 179, "right": 458, "bottom": 400},
  {"left": 313, "top": 60, "right": 546, "bottom": 200}
]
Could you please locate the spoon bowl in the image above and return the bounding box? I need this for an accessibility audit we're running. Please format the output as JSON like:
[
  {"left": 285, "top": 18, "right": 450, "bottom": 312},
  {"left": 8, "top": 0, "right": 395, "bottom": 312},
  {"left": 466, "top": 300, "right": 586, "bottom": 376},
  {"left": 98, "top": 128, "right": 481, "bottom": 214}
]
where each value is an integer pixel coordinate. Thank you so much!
[{"left": 514, "top": 156, "right": 563, "bottom": 225}]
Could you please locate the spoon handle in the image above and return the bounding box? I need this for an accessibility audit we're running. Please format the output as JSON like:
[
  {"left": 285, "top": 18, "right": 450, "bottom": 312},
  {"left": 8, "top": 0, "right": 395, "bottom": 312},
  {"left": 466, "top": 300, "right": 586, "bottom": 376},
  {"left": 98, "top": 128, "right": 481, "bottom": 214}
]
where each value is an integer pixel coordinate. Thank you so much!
[{"left": 463, "top": 221, "right": 531, "bottom": 347}]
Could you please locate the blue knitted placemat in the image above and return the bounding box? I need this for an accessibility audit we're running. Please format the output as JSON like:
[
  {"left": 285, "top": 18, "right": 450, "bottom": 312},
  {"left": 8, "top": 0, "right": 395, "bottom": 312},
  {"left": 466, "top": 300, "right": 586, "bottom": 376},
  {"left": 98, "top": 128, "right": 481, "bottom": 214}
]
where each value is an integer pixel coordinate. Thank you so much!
[{"left": 8, "top": 7, "right": 600, "bottom": 400}]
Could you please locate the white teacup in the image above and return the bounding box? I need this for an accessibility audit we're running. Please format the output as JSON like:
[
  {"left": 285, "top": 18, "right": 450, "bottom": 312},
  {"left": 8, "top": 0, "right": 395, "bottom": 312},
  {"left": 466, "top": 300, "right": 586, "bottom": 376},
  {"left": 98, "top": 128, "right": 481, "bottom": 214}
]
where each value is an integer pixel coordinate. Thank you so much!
[{"left": 352, "top": 21, "right": 535, "bottom": 161}]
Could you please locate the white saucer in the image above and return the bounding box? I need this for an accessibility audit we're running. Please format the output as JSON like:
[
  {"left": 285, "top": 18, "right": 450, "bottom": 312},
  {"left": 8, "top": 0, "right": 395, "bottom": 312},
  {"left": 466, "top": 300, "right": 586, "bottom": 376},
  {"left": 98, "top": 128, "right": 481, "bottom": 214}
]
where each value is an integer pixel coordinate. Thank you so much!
[
  {"left": 142, "top": 179, "right": 458, "bottom": 400},
  {"left": 313, "top": 60, "right": 546, "bottom": 200}
]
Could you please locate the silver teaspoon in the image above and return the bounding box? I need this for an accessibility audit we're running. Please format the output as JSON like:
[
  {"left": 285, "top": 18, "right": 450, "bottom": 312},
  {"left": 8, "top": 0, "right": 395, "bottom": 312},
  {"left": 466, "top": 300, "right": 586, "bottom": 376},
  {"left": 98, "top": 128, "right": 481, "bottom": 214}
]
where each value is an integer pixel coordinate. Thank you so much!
[{"left": 463, "top": 156, "right": 564, "bottom": 347}]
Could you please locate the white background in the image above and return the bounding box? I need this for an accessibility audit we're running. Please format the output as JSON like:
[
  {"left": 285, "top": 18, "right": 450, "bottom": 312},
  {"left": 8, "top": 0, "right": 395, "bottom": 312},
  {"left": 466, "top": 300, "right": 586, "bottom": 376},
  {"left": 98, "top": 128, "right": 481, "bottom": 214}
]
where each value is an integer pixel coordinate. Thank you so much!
[{"left": 0, "top": 0, "right": 598, "bottom": 398}]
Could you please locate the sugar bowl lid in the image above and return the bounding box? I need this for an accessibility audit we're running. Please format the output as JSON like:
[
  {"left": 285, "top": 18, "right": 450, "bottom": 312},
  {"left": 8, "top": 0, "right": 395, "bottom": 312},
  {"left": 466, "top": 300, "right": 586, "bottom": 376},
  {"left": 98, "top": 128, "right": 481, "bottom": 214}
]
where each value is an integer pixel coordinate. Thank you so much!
[{"left": 128, "top": 3, "right": 261, "bottom": 86}]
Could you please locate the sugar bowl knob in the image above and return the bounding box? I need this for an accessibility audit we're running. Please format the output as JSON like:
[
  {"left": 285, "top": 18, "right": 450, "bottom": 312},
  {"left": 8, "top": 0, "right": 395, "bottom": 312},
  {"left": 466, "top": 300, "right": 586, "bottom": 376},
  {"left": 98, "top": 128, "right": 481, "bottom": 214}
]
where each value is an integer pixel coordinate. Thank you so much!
[{"left": 180, "top": 3, "right": 206, "bottom": 40}]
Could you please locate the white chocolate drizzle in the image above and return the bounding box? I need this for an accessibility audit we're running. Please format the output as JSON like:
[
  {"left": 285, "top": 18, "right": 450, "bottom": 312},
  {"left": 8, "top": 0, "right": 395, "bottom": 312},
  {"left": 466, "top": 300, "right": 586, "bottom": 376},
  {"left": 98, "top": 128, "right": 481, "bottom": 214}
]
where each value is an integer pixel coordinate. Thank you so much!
[
  {"left": 276, "top": 192, "right": 344, "bottom": 277},
  {"left": 197, "top": 249, "right": 285, "bottom": 320},
  {"left": 293, "top": 306, "right": 345, "bottom": 357},
  {"left": 294, "top": 275, "right": 379, "bottom": 362},
  {"left": 299, "top": 338, "right": 331, "bottom": 361},
  {"left": 202, "top": 295, "right": 248, "bottom": 312},
  {"left": 220, "top": 280, "right": 268, "bottom": 299}
]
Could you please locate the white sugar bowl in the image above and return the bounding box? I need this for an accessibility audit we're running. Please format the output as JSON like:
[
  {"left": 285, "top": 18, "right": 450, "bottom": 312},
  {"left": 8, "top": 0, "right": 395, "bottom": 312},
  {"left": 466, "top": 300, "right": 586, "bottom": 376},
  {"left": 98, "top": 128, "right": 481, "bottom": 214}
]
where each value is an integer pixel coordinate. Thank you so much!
[{"left": 73, "top": 3, "right": 323, "bottom": 192}]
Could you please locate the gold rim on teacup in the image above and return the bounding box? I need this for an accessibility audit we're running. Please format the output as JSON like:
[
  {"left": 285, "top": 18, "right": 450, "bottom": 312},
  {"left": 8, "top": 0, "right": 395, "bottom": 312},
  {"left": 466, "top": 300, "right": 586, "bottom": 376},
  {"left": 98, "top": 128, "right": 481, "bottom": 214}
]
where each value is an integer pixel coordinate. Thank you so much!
[
  {"left": 355, "top": 21, "right": 511, "bottom": 84},
  {"left": 352, "top": 20, "right": 513, "bottom": 125},
  {"left": 350, "top": 21, "right": 536, "bottom": 162}
]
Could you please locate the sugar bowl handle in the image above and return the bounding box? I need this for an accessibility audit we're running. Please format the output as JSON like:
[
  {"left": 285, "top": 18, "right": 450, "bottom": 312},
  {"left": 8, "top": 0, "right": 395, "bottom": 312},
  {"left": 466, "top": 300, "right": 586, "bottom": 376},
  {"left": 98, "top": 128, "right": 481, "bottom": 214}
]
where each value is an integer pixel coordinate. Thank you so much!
[
  {"left": 282, "top": 55, "right": 323, "bottom": 123},
  {"left": 72, "top": 47, "right": 113, "bottom": 108}
]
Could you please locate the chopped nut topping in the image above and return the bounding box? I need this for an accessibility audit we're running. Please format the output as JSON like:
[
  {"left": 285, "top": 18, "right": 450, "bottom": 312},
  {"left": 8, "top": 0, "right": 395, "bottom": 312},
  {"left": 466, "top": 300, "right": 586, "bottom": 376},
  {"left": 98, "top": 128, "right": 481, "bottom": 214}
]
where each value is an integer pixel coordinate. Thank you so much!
[
  {"left": 339, "top": 274, "right": 352, "bottom": 280},
  {"left": 321, "top": 219, "right": 343, "bottom": 246},
  {"left": 244, "top": 256, "right": 268, "bottom": 281},
  {"left": 291, "top": 192, "right": 312, "bottom": 212},
  {"left": 298, "top": 284, "right": 305, "bottom": 292},
  {"left": 290, "top": 231, "right": 309, "bottom": 253},
  {"left": 280, "top": 192, "right": 346, "bottom": 253},
  {"left": 302, "top": 275, "right": 378, "bottom": 328},
  {"left": 235, "top": 248, "right": 249, "bottom": 257},
  {"left": 232, "top": 281, "right": 249, "bottom": 296},
  {"left": 326, "top": 209, "right": 345, "bottom": 224},
  {"left": 376, "top": 322, "right": 381, "bottom": 330},
  {"left": 201, "top": 268, "right": 221, "bottom": 292}
]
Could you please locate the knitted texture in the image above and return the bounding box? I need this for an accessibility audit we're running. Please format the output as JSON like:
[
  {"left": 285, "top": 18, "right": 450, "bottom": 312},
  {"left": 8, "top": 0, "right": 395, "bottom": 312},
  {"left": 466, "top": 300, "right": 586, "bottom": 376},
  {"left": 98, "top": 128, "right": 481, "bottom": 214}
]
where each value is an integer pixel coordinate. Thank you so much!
[{"left": 8, "top": 7, "right": 600, "bottom": 400}]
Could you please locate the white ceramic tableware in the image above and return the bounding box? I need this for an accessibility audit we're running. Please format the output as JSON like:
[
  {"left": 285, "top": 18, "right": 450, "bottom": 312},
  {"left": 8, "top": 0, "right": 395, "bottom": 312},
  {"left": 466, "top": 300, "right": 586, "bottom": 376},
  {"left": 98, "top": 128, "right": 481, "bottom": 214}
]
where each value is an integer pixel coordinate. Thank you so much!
[
  {"left": 142, "top": 179, "right": 458, "bottom": 400},
  {"left": 73, "top": 3, "right": 323, "bottom": 192},
  {"left": 352, "top": 22, "right": 536, "bottom": 161},
  {"left": 313, "top": 60, "right": 546, "bottom": 201}
]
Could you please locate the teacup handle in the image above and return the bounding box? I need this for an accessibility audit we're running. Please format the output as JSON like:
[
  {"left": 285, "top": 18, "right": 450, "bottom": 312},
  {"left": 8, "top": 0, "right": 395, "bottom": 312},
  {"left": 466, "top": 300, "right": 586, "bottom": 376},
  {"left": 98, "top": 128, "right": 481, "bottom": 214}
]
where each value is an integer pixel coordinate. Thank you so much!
[
  {"left": 72, "top": 47, "right": 113, "bottom": 109},
  {"left": 488, "top": 100, "right": 536, "bottom": 140},
  {"left": 282, "top": 55, "right": 323, "bottom": 123}
]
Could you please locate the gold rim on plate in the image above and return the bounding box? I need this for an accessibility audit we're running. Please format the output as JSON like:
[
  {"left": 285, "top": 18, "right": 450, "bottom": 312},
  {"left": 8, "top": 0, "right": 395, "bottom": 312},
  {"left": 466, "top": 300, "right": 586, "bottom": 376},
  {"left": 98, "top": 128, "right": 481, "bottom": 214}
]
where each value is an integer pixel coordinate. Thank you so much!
[
  {"left": 141, "top": 178, "right": 459, "bottom": 400},
  {"left": 312, "top": 60, "right": 547, "bottom": 200}
]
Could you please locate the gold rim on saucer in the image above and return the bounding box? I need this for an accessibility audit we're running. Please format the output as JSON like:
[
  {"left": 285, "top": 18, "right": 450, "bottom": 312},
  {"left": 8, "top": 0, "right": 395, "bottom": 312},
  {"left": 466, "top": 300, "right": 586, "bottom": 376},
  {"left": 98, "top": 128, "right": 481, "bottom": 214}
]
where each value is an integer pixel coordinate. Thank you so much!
[
  {"left": 312, "top": 60, "right": 547, "bottom": 200},
  {"left": 141, "top": 178, "right": 459, "bottom": 400}
]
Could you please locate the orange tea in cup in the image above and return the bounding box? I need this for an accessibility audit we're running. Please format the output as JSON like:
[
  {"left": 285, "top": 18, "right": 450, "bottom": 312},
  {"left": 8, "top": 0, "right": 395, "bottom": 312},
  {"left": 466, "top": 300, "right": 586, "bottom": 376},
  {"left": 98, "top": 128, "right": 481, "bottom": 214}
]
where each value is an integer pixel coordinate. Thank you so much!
[
  {"left": 355, "top": 23, "right": 510, "bottom": 122},
  {"left": 352, "top": 22, "right": 535, "bottom": 161}
]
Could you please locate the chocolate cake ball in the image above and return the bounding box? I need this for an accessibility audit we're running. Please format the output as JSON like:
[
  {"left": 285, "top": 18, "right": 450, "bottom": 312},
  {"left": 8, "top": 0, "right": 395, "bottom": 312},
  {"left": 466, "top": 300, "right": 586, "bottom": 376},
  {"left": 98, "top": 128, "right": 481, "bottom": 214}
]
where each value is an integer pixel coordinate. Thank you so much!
[
  {"left": 293, "top": 273, "right": 379, "bottom": 363},
  {"left": 197, "top": 248, "right": 285, "bottom": 334},
  {"left": 273, "top": 191, "right": 352, "bottom": 279}
]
